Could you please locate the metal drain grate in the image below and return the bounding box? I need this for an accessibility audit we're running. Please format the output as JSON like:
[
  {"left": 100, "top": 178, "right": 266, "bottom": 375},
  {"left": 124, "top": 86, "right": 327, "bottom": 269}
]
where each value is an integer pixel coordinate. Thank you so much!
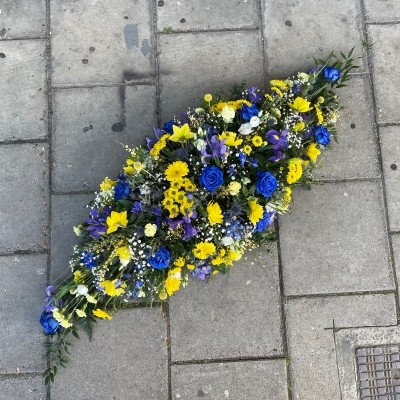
[{"left": 356, "top": 345, "right": 400, "bottom": 399}]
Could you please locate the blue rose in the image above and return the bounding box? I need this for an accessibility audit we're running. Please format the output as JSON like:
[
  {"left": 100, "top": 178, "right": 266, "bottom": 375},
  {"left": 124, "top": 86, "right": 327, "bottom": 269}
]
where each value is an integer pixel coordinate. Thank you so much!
[
  {"left": 314, "top": 125, "right": 331, "bottom": 146},
  {"left": 40, "top": 312, "right": 60, "bottom": 335},
  {"left": 241, "top": 104, "right": 259, "bottom": 121},
  {"left": 256, "top": 171, "right": 278, "bottom": 198},
  {"left": 114, "top": 180, "right": 130, "bottom": 200},
  {"left": 163, "top": 120, "right": 175, "bottom": 133},
  {"left": 200, "top": 165, "right": 224, "bottom": 191},
  {"left": 322, "top": 67, "right": 340, "bottom": 82},
  {"left": 148, "top": 247, "right": 171, "bottom": 270}
]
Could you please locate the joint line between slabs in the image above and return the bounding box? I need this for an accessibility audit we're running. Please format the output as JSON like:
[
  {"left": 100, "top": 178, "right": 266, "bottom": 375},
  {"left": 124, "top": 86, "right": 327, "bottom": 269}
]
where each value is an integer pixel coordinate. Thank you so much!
[
  {"left": 171, "top": 355, "right": 285, "bottom": 366},
  {"left": 153, "top": 0, "right": 162, "bottom": 129},
  {"left": 0, "top": 372, "right": 43, "bottom": 380},
  {"left": 256, "top": 0, "right": 267, "bottom": 89},
  {"left": 275, "top": 219, "right": 293, "bottom": 400},
  {"left": 360, "top": 0, "right": 400, "bottom": 325},
  {"left": 51, "top": 80, "right": 157, "bottom": 90},
  {"left": 157, "top": 26, "right": 259, "bottom": 35},
  {"left": 162, "top": 302, "right": 173, "bottom": 400},
  {"left": 332, "top": 320, "right": 344, "bottom": 400},
  {"left": 285, "top": 289, "right": 396, "bottom": 300},
  {"left": 0, "top": 36, "right": 47, "bottom": 41},
  {"left": 0, "top": 138, "right": 48, "bottom": 146},
  {"left": 365, "top": 20, "right": 400, "bottom": 26}
]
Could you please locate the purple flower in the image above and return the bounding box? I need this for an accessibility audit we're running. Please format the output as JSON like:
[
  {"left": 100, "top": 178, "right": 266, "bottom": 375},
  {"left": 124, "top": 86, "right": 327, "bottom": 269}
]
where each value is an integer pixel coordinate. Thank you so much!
[
  {"left": 238, "top": 151, "right": 247, "bottom": 167},
  {"left": 131, "top": 201, "right": 143, "bottom": 213},
  {"left": 191, "top": 265, "right": 212, "bottom": 281},
  {"left": 86, "top": 207, "right": 111, "bottom": 239},
  {"left": 266, "top": 129, "right": 288, "bottom": 151},
  {"left": 146, "top": 128, "right": 163, "bottom": 150},
  {"left": 166, "top": 212, "right": 199, "bottom": 241},
  {"left": 163, "top": 120, "right": 175, "bottom": 133},
  {"left": 45, "top": 285, "right": 55, "bottom": 297},
  {"left": 268, "top": 149, "right": 285, "bottom": 163},
  {"left": 228, "top": 165, "right": 236, "bottom": 177},
  {"left": 201, "top": 135, "right": 227, "bottom": 162},
  {"left": 248, "top": 87, "right": 261, "bottom": 103}
]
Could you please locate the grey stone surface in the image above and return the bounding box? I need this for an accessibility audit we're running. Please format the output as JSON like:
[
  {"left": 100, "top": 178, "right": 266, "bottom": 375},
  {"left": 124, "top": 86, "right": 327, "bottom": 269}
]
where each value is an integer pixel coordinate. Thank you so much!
[
  {"left": 280, "top": 181, "right": 393, "bottom": 295},
  {"left": 392, "top": 234, "right": 400, "bottom": 304},
  {"left": 169, "top": 243, "right": 282, "bottom": 362},
  {"left": 335, "top": 325, "right": 400, "bottom": 400},
  {"left": 286, "top": 294, "right": 397, "bottom": 400},
  {"left": 0, "top": 144, "right": 48, "bottom": 252},
  {"left": 52, "top": 85, "right": 157, "bottom": 192},
  {"left": 0, "top": 254, "right": 46, "bottom": 373},
  {"left": 0, "top": 1, "right": 46, "bottom": 39},
  {"left": 367, "top": 25, "right": 400, "bottom": 123},
  {"left": 364, "top": 0, "right": 400, "bottom": 21},
  {"left": 262, "top": 0, "right": 365, "bottom": 77},
  {"left": 50, "top": 194, "right": 93, "bottom": 281},
  {"left": 315, "top": 76, "right": 380, "bottom": 180},
  {"left": 157, "top": 0, "right": 259, "bottom": 31},
  {"left": 172, "top": 360, "right": 288, "bottom": 400},
  {"left": 159, "top": 31, "right": 264, "bottom": 121},
  {"left": 51, "top": 307, "right": 167, "bottom": 400},
  {"left": 0, "top": 40, "right": 47, "bottom": 141},
  {"left": 51, "top": 0, "right": 154, "bottom": 85},
  {"left": 380, "top": 126, "right": 400, "bottom": 231},
  {"left": 0, "top": 376, "right": 45, "bottom": 400}
]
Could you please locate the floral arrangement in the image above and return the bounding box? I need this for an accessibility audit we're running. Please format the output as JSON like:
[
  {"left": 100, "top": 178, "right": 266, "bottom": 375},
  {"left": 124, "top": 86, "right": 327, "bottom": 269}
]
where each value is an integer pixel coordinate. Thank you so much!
[{"left": 40, "top": 50, "right": 357, "bottom": 384}]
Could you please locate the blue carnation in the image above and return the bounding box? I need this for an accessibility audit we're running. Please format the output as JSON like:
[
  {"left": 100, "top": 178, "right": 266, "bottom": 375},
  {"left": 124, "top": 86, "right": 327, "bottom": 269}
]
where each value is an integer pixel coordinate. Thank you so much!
[
  {"left": 322, "top": 67, "right": 340, "bottom": 82},
  {"left": 255, "top": 171, "right": 277, "bottom": 198},
  {"left": 199, "top": 165, "right": 224, "bottom": 192},
  {"left": 241, "top": 104, "right": 259, "bottom": 121},
  {"left": 114, "top": 180, "right": 130, "bottom": 200},
  {"left": 148, "top": 247, "right": 171, "bottom": 270},
  {"left": 314, "top": 125, "right": 331, "bottom": 146},
  {"left": 40, "top": 312, "right": 60, "bottom": 335}
]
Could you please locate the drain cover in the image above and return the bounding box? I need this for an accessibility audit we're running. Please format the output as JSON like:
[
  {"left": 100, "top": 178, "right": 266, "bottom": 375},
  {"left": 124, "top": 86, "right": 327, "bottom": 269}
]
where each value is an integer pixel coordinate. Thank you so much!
[{"left": 356, "top": 345, "right": 400, "bottom": 399}]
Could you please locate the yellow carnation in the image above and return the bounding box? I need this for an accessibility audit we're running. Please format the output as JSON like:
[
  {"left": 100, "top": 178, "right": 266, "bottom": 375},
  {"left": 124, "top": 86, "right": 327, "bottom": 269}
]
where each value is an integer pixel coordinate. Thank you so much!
[
  {"left": 306, "top": 143, "right": 321, "bottom": 164},
  {"left": 207, "top": 202, "right": 223, "bottom": 225},
  {"left": 193, "top": 242, "right": 216, "bottom": 259},
  {"left": 165, "top": 267, "right": 182, "bottom": 296},
  {"left": 287, "top": 158, "right": 303, "bottom": 184},
  {"left": 93, "top": 309, "right": 112, "bottom": 320},
  {"left": 99, "top": 279, "right": 125, "bottom": 297}
]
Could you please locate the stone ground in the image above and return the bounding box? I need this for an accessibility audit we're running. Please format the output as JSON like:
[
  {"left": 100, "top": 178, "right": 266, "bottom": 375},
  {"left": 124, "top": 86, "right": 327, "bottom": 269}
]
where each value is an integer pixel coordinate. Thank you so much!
[{"left": 0, "top": 1, "right": 400, "bottom": 399}]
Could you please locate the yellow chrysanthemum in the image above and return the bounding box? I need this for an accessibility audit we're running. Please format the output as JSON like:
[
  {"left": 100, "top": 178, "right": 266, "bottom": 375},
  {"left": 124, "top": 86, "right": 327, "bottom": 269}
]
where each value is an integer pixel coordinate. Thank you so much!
[
  {"left": 169, "top": 123, "right": 195, "bottom": 143},
  {"left": 99, "top": 178, "right": 116, "bottom": 191},
  {"left": 211, "top": 99, "right": 251, "bottom": 113},
  {"left": 52, "top": 309, "right": 72, "bottom": 329},
  {"left": 207, "top": 202, "right": 223, "bottom": 226},
  {"left": 150, "top": 134, "right": 170, "bottom": 158},
  {"left": 106, "top": 211, "right": 128, "bottom": 234},
  {"left": 165, "top": 161, "right": 189, "bottom": 181},
  {"left": 116, "top": 246, "right": 132, "bottom": 266},
  {"left": 271, "top": 87, "right": 283, "bottom": 97},
  {"left": 287, "top": 158, "right": 303, "bottom": 184},
  {"left": 243, "top": 145, "right": 252, "bottom": 155},
  {"left": 283, "top": 187, "right": 292, "bottom": 204},
  {"left": 315, "top": 106, "right": 324, "bottom": 124},
  {"left": 248, "top": 199, "right": 264, "bottom": 226},
  {"left": 174, "top": 257, "right": 185, "bottom": 267},
  {"left": 265, "top": 94, "right": 273, "bottom": 101},
  {"left": 186, "top": 263, "right": 195, "bottom": 271},
  {"left": 252, "top": 135, "right": 263, "bottom": 147},
  {"left": 93, "top": 309, "right": 112, "bottom": 320},
  {"left": 183, "top": 179, "right": 197, "bottom": 191},
  {"left": 288, "top": 97, "right": 313, "bottom": 113},
  {"left": 193, "top": 242, "right": 216, "bottom": 259},
  {"left": 165, "top": 267, "right": 182, "bottom": 296},
  {"left": 218, "top": 131, "right": 243, "bottom": 147},
  {"left": 270, "top": 79, "right": 288, "bottom": 90},
  {"left": 99, "top": 279, "right": 126, "bottom": 297},
  {"left": 306, "top": 142, "right": 321, "bottom": 164}
]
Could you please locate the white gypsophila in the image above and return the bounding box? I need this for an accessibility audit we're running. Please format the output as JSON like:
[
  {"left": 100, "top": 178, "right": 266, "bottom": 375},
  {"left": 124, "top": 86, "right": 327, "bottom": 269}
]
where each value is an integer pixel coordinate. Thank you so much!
[
  {"left": 249, "top": 116, "right": 260, "bottom": 128},
  {"left": 219, "top": 106, "right": 235, "bottom": 123},
  {"left": 238, "top": 122, "right": 253, "bottom": 135}
]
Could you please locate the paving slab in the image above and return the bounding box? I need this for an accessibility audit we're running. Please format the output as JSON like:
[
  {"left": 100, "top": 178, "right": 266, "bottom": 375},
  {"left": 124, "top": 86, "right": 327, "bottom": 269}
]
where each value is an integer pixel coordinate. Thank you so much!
[
  {"left": 315, "top": 76, "right": 380, "bottom": 180},
  {"left": 157, "top": 0, "right": 259, "bottom": 31},
  {"left": 52, "top": 85, "right": 157, "bottom": 192},
  {"left": 335, "top": 325, "right": 400, "bottom": 400},
  {"left": 286, "top": 294, "right": 397, "bottom": 400},
  {"left": 0, "top": 375, "right": 45, "bottom": 400},
  {"left": 379, "top": 126, "right": 400, "bottom": 231},
  {"left": 364, "top": 0, "right": 400, "bottom": 21},
  {"left": 392, "top": 234, "right": 400, "bottom": 304},
  {"left": 0, "top": 0, "right": 46, "bottom": 39},
  {"left": 169, "top": 243, "right": 282, "bottom": 362},
  {"left": 0, "top": 40, "right": 47, "bottom": 141},
  {"left": 280, "top": 181, "right": 393, "bottom": 295},
  {"left": 262, "top": 0, "right": 365, "bottom": 78},
  {"left": 50, "top": 194, "right": 93, "bottom": 281},
  {"left": 51, "top": 0, "right": 154, "bottom": 85},
  {"left": 51, "top": 307, "right": 167, "bottom": 400},
  {"left": 159, "top": 31, "right": 264, "bottom": 122},
  {"left": 0, "top": 144, "right": 49, "bottom": 252},
  {"left": 367, "top": 25, "right": 400, "bottom": 124},
  {"left": 0, "top": 254, "right": 46, "bottom": 373},
  {"left": 172, "top": 360, "right": 288, "bottom": 400}
]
